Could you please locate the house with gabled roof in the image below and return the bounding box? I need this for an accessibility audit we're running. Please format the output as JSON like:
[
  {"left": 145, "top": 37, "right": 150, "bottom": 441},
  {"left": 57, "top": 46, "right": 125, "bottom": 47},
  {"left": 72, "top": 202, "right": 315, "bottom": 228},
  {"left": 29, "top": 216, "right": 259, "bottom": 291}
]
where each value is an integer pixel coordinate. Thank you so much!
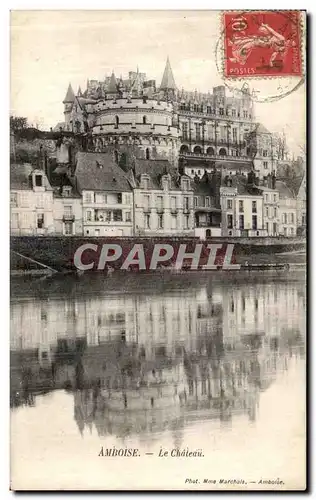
[{"left": 70, "top": 152, "right": 133, "bottom": 237}]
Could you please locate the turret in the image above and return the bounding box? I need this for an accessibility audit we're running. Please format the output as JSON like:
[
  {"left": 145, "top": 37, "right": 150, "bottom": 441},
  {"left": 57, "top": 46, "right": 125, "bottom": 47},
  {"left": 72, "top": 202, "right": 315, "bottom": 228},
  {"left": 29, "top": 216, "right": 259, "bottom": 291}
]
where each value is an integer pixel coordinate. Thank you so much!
[
  {"left": 63, "top": 83, "right": 75, "bottom": 127},
  {"left": 160, "top": 57, "right": 177, "bottom": 99}
]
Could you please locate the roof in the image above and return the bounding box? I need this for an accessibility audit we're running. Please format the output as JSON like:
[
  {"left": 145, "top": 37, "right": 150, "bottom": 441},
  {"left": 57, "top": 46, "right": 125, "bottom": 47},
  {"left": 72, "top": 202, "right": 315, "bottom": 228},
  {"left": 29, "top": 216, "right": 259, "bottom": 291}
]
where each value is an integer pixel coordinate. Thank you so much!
[
  {"left": 74, "top": 152, "right": 132, "bottom": 192},
  {"left": 10, "top": 163, "right": 33, "bottom": 190},
  {"left": 160, "top": 57, "right": 176, "bottom": 90},
  {"left": 107, "top": 72, "right": 118, "bottom": 93},
  {"left": 217, "top": 160, "right": 253, "bottom": 172},
  {"left": 255, "top": 123, "right": 271, "bottom": 135},
  {"left": 278, "top": 175, "right": 304, "bottom": 197},
  {"left": 275, "top": 180, "right": 295, "bottom": 199},
  {"left": 221, "top": 173, "right": 262, "bottom": 196},
  {"left": 133, "top": 159, "right": 183, "bottom": 190},
  {"left": 63, "top": 84, "right": 75, "bottom": 104}
]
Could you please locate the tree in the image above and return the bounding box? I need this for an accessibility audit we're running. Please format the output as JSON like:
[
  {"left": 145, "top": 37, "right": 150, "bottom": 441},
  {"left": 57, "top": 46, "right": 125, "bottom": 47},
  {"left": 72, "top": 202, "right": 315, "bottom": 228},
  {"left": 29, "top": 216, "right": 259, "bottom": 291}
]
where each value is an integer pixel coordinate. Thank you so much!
[{"left": 10, "top": 116, "right": 28, "bottom": 133}]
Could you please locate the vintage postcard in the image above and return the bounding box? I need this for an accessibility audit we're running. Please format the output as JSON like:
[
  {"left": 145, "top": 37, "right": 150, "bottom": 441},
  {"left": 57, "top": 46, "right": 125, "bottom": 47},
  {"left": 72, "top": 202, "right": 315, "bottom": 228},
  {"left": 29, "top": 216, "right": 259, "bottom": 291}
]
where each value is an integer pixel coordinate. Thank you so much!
[{"left": 10, "top": 10, "right": 306, "bottom": 491}]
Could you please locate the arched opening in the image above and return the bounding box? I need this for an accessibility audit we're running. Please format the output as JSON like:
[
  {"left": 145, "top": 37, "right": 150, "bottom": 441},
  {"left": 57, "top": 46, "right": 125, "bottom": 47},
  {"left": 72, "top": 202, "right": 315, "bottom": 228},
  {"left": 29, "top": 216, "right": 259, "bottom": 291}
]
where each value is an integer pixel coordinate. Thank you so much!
[
  {"left": 180, "top": 145, "right": 189, "bottom": 154},
  {"left": 143, "top": 116, "right": 147, "bottom": 124},
  {"left": 145, "top": 148, "right": 150, "bottom": 160},
  {"left": 219, "top": 148, "right": 227, "bottom": 156},
  {"left": 206, "top": 147, "right": 215, "bottom": 155},
  {"left": 115, "top": 116, "right": 119, "bottom": 127},
  {"left": 206, "top": 229, "right": 212, "bottom": 238},
  {"left": 114, "top": 150, "right": 119, "bottom": 164},
  {"left": 193, "top": 146, "right": 202, "bottom": 154}
]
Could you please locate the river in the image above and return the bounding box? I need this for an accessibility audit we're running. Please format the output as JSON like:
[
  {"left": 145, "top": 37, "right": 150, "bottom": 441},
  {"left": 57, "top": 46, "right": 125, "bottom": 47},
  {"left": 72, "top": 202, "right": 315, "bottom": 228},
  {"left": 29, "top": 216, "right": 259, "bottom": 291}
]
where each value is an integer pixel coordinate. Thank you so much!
[{"left": 10, "top": 272, "right": 306, "bottom": 490}]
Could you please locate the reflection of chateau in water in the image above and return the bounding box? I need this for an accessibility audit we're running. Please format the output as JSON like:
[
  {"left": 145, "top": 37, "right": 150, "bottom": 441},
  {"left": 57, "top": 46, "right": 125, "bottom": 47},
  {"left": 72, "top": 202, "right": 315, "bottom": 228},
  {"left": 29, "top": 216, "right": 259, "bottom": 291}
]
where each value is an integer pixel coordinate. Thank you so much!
[{"left": 10, "top": 279, "right": 305, "bottom": 440}]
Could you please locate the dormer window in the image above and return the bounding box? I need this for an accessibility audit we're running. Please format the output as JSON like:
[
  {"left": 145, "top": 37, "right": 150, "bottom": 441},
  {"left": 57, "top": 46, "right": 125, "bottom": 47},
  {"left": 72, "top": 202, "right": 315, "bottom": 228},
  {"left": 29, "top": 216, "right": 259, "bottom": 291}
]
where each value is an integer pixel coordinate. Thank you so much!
[
  {"left": 181, "top": 178, "right": 190, "bottom": 191},
  {"left": 35, "top": 174, "right": 43, "bottom": 187},
  {"left": 141, "top": 174, "right": 150, "bottom": 190},
  {"left": 161, "top": 175, "right": 170, "bottom": 190}
]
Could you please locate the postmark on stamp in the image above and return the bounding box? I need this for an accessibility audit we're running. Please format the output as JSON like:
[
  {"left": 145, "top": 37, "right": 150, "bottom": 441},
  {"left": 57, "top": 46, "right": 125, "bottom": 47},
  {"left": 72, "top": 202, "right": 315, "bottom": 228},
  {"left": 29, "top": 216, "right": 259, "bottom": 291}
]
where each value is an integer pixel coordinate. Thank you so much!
[{"left": 223, "top": 11, "right": 302, "bottom": 78}]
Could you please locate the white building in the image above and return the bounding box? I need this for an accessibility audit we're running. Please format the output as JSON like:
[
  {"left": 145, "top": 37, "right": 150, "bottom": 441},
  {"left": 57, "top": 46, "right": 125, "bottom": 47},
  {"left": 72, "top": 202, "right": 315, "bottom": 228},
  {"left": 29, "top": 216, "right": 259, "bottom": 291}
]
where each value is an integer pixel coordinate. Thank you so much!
[
  {"left": 10, "top": 164, "right": 54, "bottom": 235},
  {"left": 276, "top": 180, "right": 297, "bottom": 237},
  {"left": 72, "top": 152, "right": 133, "bottom": 237},
  {"left": 220, "top": 172, "right": 266, "bottom": 237},
  {"left": 130, "top": 158, "right": 195, "bottom": 236}
]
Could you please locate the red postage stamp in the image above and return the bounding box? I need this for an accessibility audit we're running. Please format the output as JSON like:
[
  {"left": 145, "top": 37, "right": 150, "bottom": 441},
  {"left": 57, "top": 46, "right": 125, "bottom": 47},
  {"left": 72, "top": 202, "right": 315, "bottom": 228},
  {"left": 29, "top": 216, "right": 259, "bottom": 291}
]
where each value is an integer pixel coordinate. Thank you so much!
[{"left": 223, "top": 11, "right": 302, "bottom": 78}]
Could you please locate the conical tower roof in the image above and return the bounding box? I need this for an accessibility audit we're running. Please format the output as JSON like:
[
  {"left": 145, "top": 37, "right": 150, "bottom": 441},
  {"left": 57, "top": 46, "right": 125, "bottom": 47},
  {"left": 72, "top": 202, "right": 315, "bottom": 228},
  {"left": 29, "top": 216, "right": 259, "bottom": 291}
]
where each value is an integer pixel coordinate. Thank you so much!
[
  {"left": 160, "top": 57, "right": 176, "bottom": 90},
  {"left": 77, "top": 86, "right": 83, "bottom": 97},
  {"left": 107, "top": 71, "right": 118, "bottom": 93},
  {"left": 63, "top": 83, "right": 75, "bottom": 103}
]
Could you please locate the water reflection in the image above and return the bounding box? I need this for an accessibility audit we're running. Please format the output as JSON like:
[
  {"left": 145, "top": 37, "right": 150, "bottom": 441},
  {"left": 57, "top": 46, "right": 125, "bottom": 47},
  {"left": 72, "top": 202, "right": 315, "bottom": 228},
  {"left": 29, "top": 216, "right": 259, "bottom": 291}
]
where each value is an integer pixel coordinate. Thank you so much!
[{"left": 10, "top": 275, "right": 305, "bottom": 443}]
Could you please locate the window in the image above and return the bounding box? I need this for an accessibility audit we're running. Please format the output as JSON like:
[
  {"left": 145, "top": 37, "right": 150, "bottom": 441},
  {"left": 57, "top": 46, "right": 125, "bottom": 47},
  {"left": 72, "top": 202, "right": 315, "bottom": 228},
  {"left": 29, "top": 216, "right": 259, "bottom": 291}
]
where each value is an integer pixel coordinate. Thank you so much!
[
  {"left": 184, "top": 215, "right": 189, "bottom": 229},
  {"left": 232, "top": 109, "right": 236, "bottom": 117},
  {"left": 125, "top": 211, "right": 131, "bottom": 222},
  {"left": 290, "top": 227, "right": 294, "bottom": 235},
  {"left": 143, "top": 194, "right": 150, "bottom": 210},
  {"left": 64, "top": 205, "right": 72, "bottom": 216},
  {"left": 10, "top": 193, "right": 17, "bottom": 207},
  {"left": 265, "top": 194, "right": 269, "bottom": 202},
  {"left": 227, "top": 199, "right": 233, "bottom": 210},
  {"left": 252, "top": 215, "right": 258, "bottom": 230},
  {"left": 195, "top": 123, "right": 200, "bottom": 140},
  {"left": 273, "top": 194, "right": 277, "bottom": 202},
  {"left": 182, "top": 122, "right": 188, "bottom": 140},
  {"left": 205, "top": 197, "right": 210, "bottom": 207},
  {"left": 263, "top": 150, "right": 268, "bottom": 157},
  {"left": 207, "top": 106, "right": 212, "bottom": 114},
  {"left": 117, "top": 193, "right": 122, "bottom": 204},
  {"left": 183, "top": 197, "right": 189, "bottom": 211},
  {"left": 266, "top": 222, "right": 269, "bottom": 232},
  {"left": 115, "top": 115, "right": 119, "bottom": 127},
  {"left": 113, "top": 210, "right": 122, "bottom": 221},
  {"left": 232, "top": 128, "right": 237, "bottom": 142},
  {"left": 145, "top": 214, "right": 150, "bottom": 229},
  {"left": 264, "top": 161, "right": 268, "bottom": 169},
  {"left": 145, "top": 148, "right": 150, "bottom": 160},
  {"left": 171, "top": 215, "right": 177, "bottom": 230},
  {"left": 194, "top": 197, "right": 198, "bottom": 207},
  {"left": 158, "top": 214, "right": 163, "bottom": 229},
  {"left": 37, "top": 213, "right": 44, "bottom": 229},
  {"left": 219, "top": 107, "right": 224, "bottom": 116},
  {"left": 95, "top": 229, "right": 100, "bottom": 236},
  {"left": 283, "top": 213, "right": 287, "bottom": 224},
  {"left": 243, "top": 110, "right": 248, "bottom": 118},
  {"left": 64, "top": 222, "right": 73, "bottom": 235},
  {"left": 143, "top": 116, "right": 147, "bottom": 124},
  {"left": 94, "top": 192, "right": 107, "bottom": 204},
  {"left": 227, "top": 214, "right": 233, "bottom": 229},
  {"left": 239, "top": 200, "right": 244, "bottom": 212},
  {"left": 239, "top": 214, "right": 244, "bottom": 229},
  {"left": 171, "top": 196, "right": 176, "bottom": 210},
  {"left": 265, "top": 206, "right": 269, "bottom": 217},
  {"left": 273, "top": 222, "right": 277, "bottom": 234},
  {"left": 290, "top": 213, "right": 294, "bottom": 223},
  {"left": 182, "top": 179, "right": 189, "bottom": 191},
  {"left": 284, "top": 227, "right": 287, "bottom": 236},
  {"left": 85, "top": 192, "right": 92, "bottom": 203},
  {"left": 35, "top": 175, "right": 43, "bottom": 187},
  {"left": 86, "top": 210, "right": 92, "bottom": 221},
  {"left": 11, "top": 213, "right": 18, "bottom": 229},
  {"left": 125, "top": 193, "right": 132, "bottom": 205},
  {"left": 156, "top": 195, "right": 163, "bottom": 211},
  {"left": 142, "top": 178, "right": 149, "bottom": 190},
  {"left": 252, "top": 201, "right": 257, "bottom": 213},
  {"left": 274, "top": 207, "right": 277, "bottom": 218}
]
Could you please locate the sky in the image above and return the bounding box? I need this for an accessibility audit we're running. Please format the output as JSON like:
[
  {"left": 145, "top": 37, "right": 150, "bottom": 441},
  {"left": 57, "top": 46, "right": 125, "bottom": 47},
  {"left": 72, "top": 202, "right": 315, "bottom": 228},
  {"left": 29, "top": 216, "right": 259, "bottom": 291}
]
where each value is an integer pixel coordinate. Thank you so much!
[{"left": 10, "top": 10, "right": 306, "bottom": 156}]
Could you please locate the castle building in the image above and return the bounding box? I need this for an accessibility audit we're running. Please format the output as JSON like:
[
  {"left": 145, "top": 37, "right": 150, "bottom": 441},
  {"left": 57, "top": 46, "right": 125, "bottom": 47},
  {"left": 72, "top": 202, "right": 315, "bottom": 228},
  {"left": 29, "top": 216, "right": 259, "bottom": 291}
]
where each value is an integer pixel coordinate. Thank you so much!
[{"left": 60, "top": 59, "right": 276, "bottom": 180}]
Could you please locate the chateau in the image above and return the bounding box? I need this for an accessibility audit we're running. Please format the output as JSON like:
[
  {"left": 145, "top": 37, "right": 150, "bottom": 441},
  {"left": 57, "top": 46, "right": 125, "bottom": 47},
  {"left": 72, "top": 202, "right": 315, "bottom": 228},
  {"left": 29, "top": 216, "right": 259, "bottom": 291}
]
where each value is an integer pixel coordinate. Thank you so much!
[{"left": 59, "top": 58, "right": 274, "bottom": 179}]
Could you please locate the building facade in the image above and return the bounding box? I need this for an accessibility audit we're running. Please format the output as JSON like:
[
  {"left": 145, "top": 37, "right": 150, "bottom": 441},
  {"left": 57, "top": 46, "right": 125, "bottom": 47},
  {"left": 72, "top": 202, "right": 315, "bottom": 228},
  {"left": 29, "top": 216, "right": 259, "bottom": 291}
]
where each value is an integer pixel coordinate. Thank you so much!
[
  {"left": 72, "top": 152, "right": 134, "bottom": 237},
  {"left": 131, "top": 159, "right": 195, "bottom": 236},
  {"left": 10, "top": 164, "right": 54, "bottom": 236}
]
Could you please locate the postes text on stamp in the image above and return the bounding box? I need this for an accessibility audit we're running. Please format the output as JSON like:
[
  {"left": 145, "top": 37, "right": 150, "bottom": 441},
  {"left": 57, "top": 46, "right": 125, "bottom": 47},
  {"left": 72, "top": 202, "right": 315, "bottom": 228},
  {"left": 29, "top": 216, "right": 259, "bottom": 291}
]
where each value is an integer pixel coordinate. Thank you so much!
[{"left": 223, "top": 11, "right": 302, "bottom": 78}]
